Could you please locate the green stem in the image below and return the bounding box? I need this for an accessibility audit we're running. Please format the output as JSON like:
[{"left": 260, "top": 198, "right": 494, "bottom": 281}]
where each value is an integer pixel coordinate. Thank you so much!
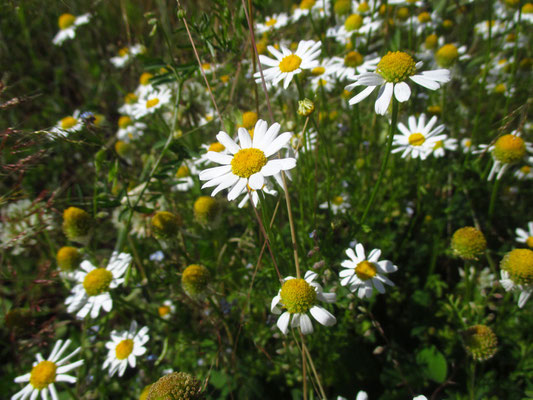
[
  {"left": 360, "top": 99, "right": 399, "bottom": 226},
  {"left": 488, "top": 177, "right": 500, "bottom": 219}
]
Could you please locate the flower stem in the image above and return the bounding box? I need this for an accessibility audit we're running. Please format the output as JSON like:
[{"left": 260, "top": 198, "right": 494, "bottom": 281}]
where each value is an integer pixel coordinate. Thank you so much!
[
  {"left": 360, "top": 99, "right": 399, "bottom": 226},
  {"left": 488, "top": 177, "right": 500, "bottom": 219}
]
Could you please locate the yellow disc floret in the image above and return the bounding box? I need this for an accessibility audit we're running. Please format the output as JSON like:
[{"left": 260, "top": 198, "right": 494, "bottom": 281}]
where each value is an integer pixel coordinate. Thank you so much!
[
  {"left": 280, "top": 278, "right": 317, "bottom": 314},
  {"left": 60, "top": 116, "right": 78, "bottom": 130},
  {"left": 492, "top": 134, "right": 526, "bottom": 164},
  {"left": 332, "top": 196, "right": 344, "bottom": 206},
  {"left": 424, "top": 34, "right": 438, "bottom": 50},
  {"left": 115, "top": 339, "right": 134, "bottom": 360},
  {"left": 334, "top": 0, "right": 351, "bottom": 15},
  {"left": 311, "top": 66, "right": 326, "bottom": 76},
  {"left": 355, "top": 260, "right": 378, "bottom": 281},
  {"left": 58, "top": 14, "right": 76, "bottom": 30},
  {"left": 147, "top": 372, "right": 202, "bottom": 400},
  {"left": 500, "top": 248, "right": 533, "bottom": 285},
  {"left": 358, "top": 2, "right": 370, "bottom": 13},
  {"left": 451, "top": 226, "right": 487, "bottom": 260},
  {"left": 158, "top": 305, "right": 171, "bottom": 317},
  {"left": 194, "top": 196, "right": 219, "bottom": 223},
  {"left": 176, "top": 165, "right": 190, "bottom": 178},
  {"left": 242, "top": 111, "right": 258, "bottom": 129},
  {"left": 300, "top": 0, "right": 316, "bottom": 10},
  {"left": 344, "top": 14, "right": 364, "bottom": 31},
  {"left": 83, "top": 268, "right": 113, "bottom": 296},
  {"left": 435, "top": 44, "right": 459, "bottom": 68},
  {"left": 344, "top": 51, "right": 363, "bottom": 67},
  {"left": 408, "top": 133, "right": 426, "bottom": 146},
  {"left": 139, "top": 72, "right": 154, "bottom": 85},
  {"left": 118, "top": 116, "right": 132, "bottom": 129},
  {"left": 418, "top": 11, "right": 431, "bottom": 23},
  {"left": 125, "top": 93, "right": 138, "bottom": 104},
  {"left": 526, "top": 236, "right": 533, "bottom": 248},
  {"left": 118, "top": 47, "right": 129, "bottom": 57},
  {"left": 377, "top": 51, "right": 417, "bottom": 83},
  {"left": 151, "top": 211, "right": 181, "bottom": 238},
  {"left": 182, "top": 264, "right": 210, "bottom": 297},
  {"left": 57, "top": 246, "right": 81, "bottom": 272},
  {"left": 208, "top": 142, "right": 225, "bottom": 152},
  {"left": 30, "top": 361, "right": 57, "bottom": 390},
  {"left": 231, "top": 148, "right": 267, "bottom": 178},
  {"left": 279, "top": 54, "right": 302, "bottom": 73},
  {"left": 463, "top": 325, "right": 498, "bottom": 362},
  {"left": 396, "top": 7, "right": 410, "bottom": 21},
  {"left": 523, "top": 3, "right": 533, "bottom": 13},
  {"left": 146, "top": 98, "right": 160, "bottom": 109},
  {"left": 62, "top": 207, "right": 92, "bottom": 242},
  {"left": 265, "top": 18, "right": 277, "bottom": 27}
]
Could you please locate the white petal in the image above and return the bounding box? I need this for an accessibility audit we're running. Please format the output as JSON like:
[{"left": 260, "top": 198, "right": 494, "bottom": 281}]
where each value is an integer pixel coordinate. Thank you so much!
[
  {"left": 394, "top": 81, "right": 411, "bottom": 102},
  {"left": 216, "top": 131, "right": 240, "bottom": 154},
  {"left": 264, "top": 132, "right": 293, "bottom": 157},
  {"left": 248, "top": 173, "right": 265, "bottom": 190},
  {"left": 238, "top": 127, "right": 252, "bottom": 149},
  {"left": 227, "top": 178, "right": 247, "bottom": 201},
  {"left": 349, "top": 85, "right": 376, "bottom": 105},
  {"left": 206, "top": 151, "right": 233, "bottom": 165},
  {"left": 261, "top": 159, "right": 296, "bottom": 176},
  {"left": 277, "top": 311, "right": 291, "bottom": 334},
  {"left": 375, "top": 82, "right": 394, "bottom": 115},
  {"left": 299, "top": 313, "right": 314, "bottom": 334},
  {"left": 199, "top": 165, "right": 232, "bottom": 181},
  {"left": 310, "top": 306, "right": 336, "bottom": 327},
  {"left": 410, "top": 75, "right": 440, "bottom": 90}
]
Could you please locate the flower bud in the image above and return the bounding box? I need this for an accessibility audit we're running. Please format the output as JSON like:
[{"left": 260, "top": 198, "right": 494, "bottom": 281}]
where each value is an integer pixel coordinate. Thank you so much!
[
  {"left": 147, "top": 372, "right": 203, "bottom": 400},
  {"left": 62, "top": 207, "right": 92, "bottom": 244},
  {"left": 151, "top": 211, "right": 182, "bottom": 239},
  {"left": 297, "top": 98, "right": 315, "bottom": 117}
]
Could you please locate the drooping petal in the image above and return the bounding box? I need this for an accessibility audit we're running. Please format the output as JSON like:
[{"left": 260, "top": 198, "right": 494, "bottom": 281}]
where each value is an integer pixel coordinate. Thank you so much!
[
  {"left": 310, "top": 306, "right": 336, "bottom": 327},
  {"left": 277, "top": 311, "right": 291, "bottom": 334},
  {"left": 374, "top": 82, "right": 394, "bottom": 115},
  {"left": 394, "top": 81, "right": 411, "bottom": 102}
]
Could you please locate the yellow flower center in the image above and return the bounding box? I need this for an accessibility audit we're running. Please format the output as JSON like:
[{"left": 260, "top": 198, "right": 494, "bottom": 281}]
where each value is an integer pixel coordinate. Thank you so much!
[
  {"left": 125, "top": 93, "right": 138, "bottom": 104},
  {"left": 436, "top": 44, "right": 459, "bottom": 68},
  {"left": 355, "top": 260, "right": 377, "bottom": 281},
  {"left": 311, "top": 66, "right": 326, "bottom": 76},
  {"left": 265, "top": 18, "right": 277, "bottom": 27},
  {"left": 201, "top": 63, "right": 211, "bottom": 71},
  {"left": 427, "top": 105, "right": 442, "bottom": 114},
  {"left": 358, "top": 2, "right": 370, "bottom": 12},
  {"left": 182, "top": 264, "right": 210, "bottom": 296},
  {"left": 208, "top": 142, "right": 225, "bottom": 152},
  {"left": 83, "top": 268, "right": 113, "bottom": 296},
  {"left": 334, "top": 0, "right": 351, "bottom": 15},
  {"left": 58, "top": 13, "right": 76, "bottom": 30},
  {"left": 332, "top": 196, "right": 344, "bottom": 205},
  {"left": 433, "top": 140, "right": 444, "bottom": 149},
  {"left": 158, "top": 305, "right": 171, "bottom": 317},
  {"left": 464, "top": 325, "right": 498, "bottom": 361},
  {"left": 344, "top": 14, "right": 364, "bottom": 31},
  {"left": 520, "top": 165, "right": 531, "bottom": 175},
  {"left": 279, "top": 54, "right": 302, "bottom": 73},
  {"left": 30, "top": 361, "right": 57, "bottom": 390},
  {"left": 418, "top": 11, "right": 431, "bottom": 23},
  {"left": 408, "top": 133, "right": 425, "bottom": 146},
  {"left": 146, "top": 98, "right": 160, "bottom": 109},
  {"left": 526, "top": 236, "right": 533, "bottom": 248},
  {"left": 194, "top": 196, "right": 218, "bottom": 218},
  {"left": 377, "top": 51, "right": 417, "bottom": 83},
  {"left": 523, "top": 3, "right": 533, "bottom": 13},
  {"left": 60, "top": 116, "right": 78, "bottom": 130},
  {"left": 57, "top": 246, "right": 81, "bottom": 272},
  {"left": 504, "top": 0, "right": 520, "bottom": 7},
  {"left": 176, "top": 165, "right": 190, "bottom": 178},
  {"left": 501, "top": 248, "right": 533, "bottom": 285},
  {"left": 452, "top": 226, "right": 487, "bottom": 260},
  {"left": 115, "top": 339, "right": 134, "bottom": 360},
  {"left": 139, "top": 72, "right": 153, "bottom": 86},
  {"left": 280, "top": 278, "right": 317, "bottom": 314},
  {"left": 424, "top": 34, "right": 438, "bottom": 50},
  {"left": 494, "top": 83, "right": 506, "bottom": 93},
  {"left": 118, "top": 47, "right": 129, "bottom": 57},
  {"left": 300, "top": 0, "right": 316, "bottom": 10},
  {"left": 231, "top": 148, "right": 267, "bottom": 178},
  {"left": 242, "top": 111, "right": 258, "bottom": 129},
  {"left": 397, "top": 7, "right": 410, "bottom": 20},
  {"left": 344, "top": 51, "right": 363, "bottom": 67},
  {"left": 493, "top": 134, "right": 526, "bottom": 164},
  {"left": 118, "top": 116, "right": 132, "bottom": 129}
]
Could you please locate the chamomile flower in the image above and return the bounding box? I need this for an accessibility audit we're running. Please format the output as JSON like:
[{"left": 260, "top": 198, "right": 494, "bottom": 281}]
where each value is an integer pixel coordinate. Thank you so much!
[
  {"left": 118, "top": 93, "right": 139, "bottom": 116},
  {"left": 102, "top": 321, "right": 149, "bottom": 377},
  {"left": 330, "top": 52, "right": 380, "bottom": 81},
  {"left": 254, "top": 40, "right": 322, "bottom": 89},
  {"left": 326, "top": 14, "right": 382, "bottom": 45},
  {"left": 319, "top": 195, "right": 351, "bottom": 214},
  {"left": 475, "top": 20, "right": 505, "bottom": 39},
  {"left": 131, "top": 87, "right": 172, "bottom": 119},
  {"left": 392, "top": 114, "right": 447, "bottom": 160},
  {"left": 110, "top": 44, "right": 146, "bottom": 68},
  {"left": 431, "top": 136, "right": 458, "bottom": 158},
  {"left": 65, "top": 252, "right": 132, "bottom": 319},
  {"left": 515, "top": 222, "right": 533, "bottom": 248},
  {"left": 271, "top": 270, "right": 336, "bottom": 335},
  {"left": 500, "top": 269, "right": 532, "bottom": 308},
  {"left": 158, "top": 300, "right": 176, "bottom": 319},
  {"left": 345, "top": 51, "right": 450, "bottom": 115},
  {"left": 461, "top": 138, "right": 475, "bottom": 153},
  {"left": 174, "top": 162, "right": 198, "bottom": 192},
  {"left": 514, "top": 163, "right": 533, "bottom": 180},
  {"left": 134, "top": 72, "right": 156, "bottom": 98},
  {"left": 256, "top": 13, "right": 289, "bottom": 34},
  {"left": 116, "top": 116, "right": 146, "bottom": 142},
  {"left": 52, "top": 13, "right": 90, "bottom": 46},
  {"left": 518, "top": 3, "right": 533, "bottom": 23},
  {"left": 339, "top": 242, "right": 398, "bottom": 299},
  {"left": 50, "top": 110, "right": 83, "bottom": 137},
  {"left": 292, "top": 0, "right": 331, "bottom": 21},
  {"left": 11, "top": 339, "right": 84, "bottom": 400},
  {"left": 199, "top": 119, "right": 296, "bottom": 201},
  {"left": 484, "top": 132, "right": 532, "bottom": 181}
]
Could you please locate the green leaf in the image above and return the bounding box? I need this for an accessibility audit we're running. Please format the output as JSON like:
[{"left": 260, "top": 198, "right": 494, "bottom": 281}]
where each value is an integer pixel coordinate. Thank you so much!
[{"left": 416, "top": 346, "right": 447, "bottom": 383}]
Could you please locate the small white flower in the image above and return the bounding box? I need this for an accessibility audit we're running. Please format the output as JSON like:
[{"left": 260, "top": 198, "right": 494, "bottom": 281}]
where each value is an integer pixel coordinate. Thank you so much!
[
  {"left": 392, "top": 114, "right": 447, "bottom": 160},
  {"left": 339, "top": 242, "right": 398, "bottom": 299},
  {"left": 319, "top": 195, "right": 350, "bottom": 215},
  {"left": 110, "top": 44, "right": 145, "bottom": 68},
  {"left": 254, "top": 40, "right": 321, "bottom": 89},
  {"left": 52, "top": 13, "right": 91, "bottom": 46},
  {"left": 65, "top": 252, "right": 132, "bottom": 319},
  {"left": 256, "top": 13, "right": 289, "bottom": 34},
  {"left": 157, "top": 300, "right": 175, "bottom": 319},
  {"left": 102, "top": 321, "right": 149, "bottom": 377},
  {"left": 116, "top": 116, "right": 146, "bottom": 142},
  {"left": 431, "top": 136, "right": 457, "bottom": 158},
  {"left": 11, "top": 339, "right": 84, "bottom": 400},
  {"left": 515, "top": 222, "right": 533, "bottom": 248},
  {"left": 461, "top": 138, "right": 474, "bottom": 153},
  {"left": 271, "top": 270, "right": 336, "bottom": 335},
  {"left": 50, "top": 110, "right": 83, "bottom": 138},
  {"left": 131, "top": 87, "right": 172, "bottom": 119}
]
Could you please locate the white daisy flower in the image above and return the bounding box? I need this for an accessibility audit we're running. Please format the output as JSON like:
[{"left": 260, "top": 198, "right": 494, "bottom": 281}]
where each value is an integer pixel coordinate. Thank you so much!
[
  {"left": 431, "top": 136, "right": 458, "bottom": 158},
  {"left": 292, "top": 0, "right": 331, "bottom": 21},
  {"left": 254, "top": 40, "right": 322, "bottom": 89},
  {"left": 256, "top": 13, "right": 289, "bottom": 34},
  {"left": 50, "top": 110, "right": 83, "bottom": 137},
  {"left": 271, "top": 270, "right": 336, "bottom": 335},
  {"left": 199, "top": 119, "right": 296, "bottom": 201},
  {"left": 110, "top": 44, "right": 145, "bottom": 68},
  {"left": 158, "top": 300, "right": 175, "bottom": 319},
  {"left": 174, "top": 162, "right": 198, "bottom": 192},
  {"left": 11, "top": 339, "right": 84, "bottom": 400},
  {"left": 345, "top": 51, "right": 450, "bottom": 115},
  {"left": 326, "top": 15, "right": 382, "bottom": 46},
  {"left": 517, "top": 3, "right": 533, "bottom": 23},
  {"left": 392, "top": 114, "right": 447, "bottom": 160},
  {"left": 475, "top": 20, "right": 506, "bottom": 40},
  {"left": 405, "top": 11, "right": 441, "bottom": 36},
  {"left": 514, "top": 163, "right": 533, "bottom": 180},
  {"left": 118, "top": 93, "right": 139, "bottom": 117},
  {"left": 102, "top": 321, "right": 149, "bottom": 377},
  {"left": 499, "top": 270, "right": 532, "bottom": 308},
  {"left": 65, "top": 252, "right": 132, "bottom": 319},
  {"left": 515, "top": 222, "right": 533, "bottom": 248},
  {"left": 52, "top": 13, "right": 90, "bottom": 46},
  {"left": 194, "top": 141, "right": 229, "bottom": 166},
  {"left": 319, "top": 195, "right": 350, "bottom": 215},
  {"left": 116, "top": 116, "right": 146, "bottom": 142},
  {"left": 131, "top": 87, "right": 172, "bottom": 119},
  {"left": 339, "top": 242, "right": 398, "bottom": 299},
  {"left": 134, "top": 72, "right": 157, "bottom": 99},
  {"left": 352, "top": 0, "right": 379, "bottom": 14},
  {"left": 330, "top": 52, "right": 380, "bottom": 81},
  {"left": 461, "top": 138, "right": 474, "bottom": 153}
]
